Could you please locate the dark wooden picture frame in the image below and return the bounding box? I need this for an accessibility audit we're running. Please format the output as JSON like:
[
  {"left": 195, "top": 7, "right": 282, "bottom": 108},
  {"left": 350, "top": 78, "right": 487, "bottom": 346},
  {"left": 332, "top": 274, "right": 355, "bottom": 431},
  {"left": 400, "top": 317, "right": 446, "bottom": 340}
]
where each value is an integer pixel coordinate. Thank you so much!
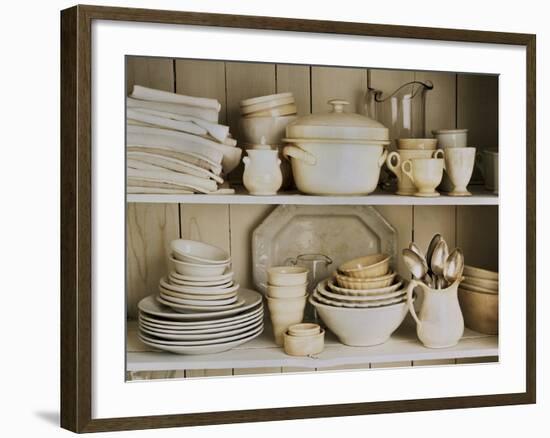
[{"left": 60, "top": 4, "right": 536, "bottom": 433}]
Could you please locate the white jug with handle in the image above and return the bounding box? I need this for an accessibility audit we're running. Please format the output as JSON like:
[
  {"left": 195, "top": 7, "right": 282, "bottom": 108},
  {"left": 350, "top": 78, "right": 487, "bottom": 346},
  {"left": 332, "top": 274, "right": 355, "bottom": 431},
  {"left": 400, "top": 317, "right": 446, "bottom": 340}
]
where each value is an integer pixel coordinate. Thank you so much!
[{"left": 406, "top": 279, "right": 464, "bottom": 348}]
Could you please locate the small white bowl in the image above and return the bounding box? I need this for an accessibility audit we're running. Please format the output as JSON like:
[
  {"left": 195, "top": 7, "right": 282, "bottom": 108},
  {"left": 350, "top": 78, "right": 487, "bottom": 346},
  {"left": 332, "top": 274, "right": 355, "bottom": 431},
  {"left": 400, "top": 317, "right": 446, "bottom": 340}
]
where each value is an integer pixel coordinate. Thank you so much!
[
  {"left": 170, "top": 257, "right": 230, "bottom": 277},
  {"left": 267, "top": 266, "right": 309, "bottom": 286},
  {"left": 170, "top": 239, "right": 230, "bottom": 265},
  {"left": 287, "top": 323, "right": 321, "bottom": 337},
  {"left": 283, "top": 329, "right": 325, "bottom": 356},
  {"left": 432, "top": 129, "right": 468, "bottom": 149},
  {"left": 334, "top": 271, "right": 397, "bottom": 290},
  {"left": 338, "top": 254, "right": 390, "bottom": 278},
  {"left": 267, "top": 283, "right": 307, "bottom": 299}
]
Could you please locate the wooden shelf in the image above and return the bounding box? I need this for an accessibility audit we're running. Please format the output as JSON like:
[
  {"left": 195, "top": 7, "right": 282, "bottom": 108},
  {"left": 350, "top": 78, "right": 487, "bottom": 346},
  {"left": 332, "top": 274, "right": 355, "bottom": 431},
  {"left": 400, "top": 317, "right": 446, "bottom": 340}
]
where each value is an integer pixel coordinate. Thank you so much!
[
  {"left": 127, "top": 187, "right": 498, "bottom": 206},
  {"left": 126, "top": 319, "right": 498, "bottom": 372}
]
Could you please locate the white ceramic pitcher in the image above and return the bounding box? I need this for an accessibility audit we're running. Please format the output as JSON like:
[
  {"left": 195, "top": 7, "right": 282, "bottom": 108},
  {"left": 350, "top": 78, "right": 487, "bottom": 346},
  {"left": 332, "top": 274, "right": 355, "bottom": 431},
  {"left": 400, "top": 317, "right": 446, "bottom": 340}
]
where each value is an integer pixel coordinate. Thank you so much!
[{"left": 406, "top": 279, "right": 464, "bottom": 348}]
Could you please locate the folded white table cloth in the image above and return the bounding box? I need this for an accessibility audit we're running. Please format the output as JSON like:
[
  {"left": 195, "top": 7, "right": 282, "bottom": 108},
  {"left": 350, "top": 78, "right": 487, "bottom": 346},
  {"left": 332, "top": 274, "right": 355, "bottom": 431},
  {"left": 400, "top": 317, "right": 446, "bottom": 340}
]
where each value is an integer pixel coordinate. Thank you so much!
[
  {"left": 127, "top": 168, "right": 218, "bottom": 193},
  {"left": 130, "top": 85, "right": 221, "bottom": 112},
  {"left": 126, "top": 146, "right": 222, "bottom": 175},
  {"left": 127, "top": 97, "right": 218, "bottom": 123}
]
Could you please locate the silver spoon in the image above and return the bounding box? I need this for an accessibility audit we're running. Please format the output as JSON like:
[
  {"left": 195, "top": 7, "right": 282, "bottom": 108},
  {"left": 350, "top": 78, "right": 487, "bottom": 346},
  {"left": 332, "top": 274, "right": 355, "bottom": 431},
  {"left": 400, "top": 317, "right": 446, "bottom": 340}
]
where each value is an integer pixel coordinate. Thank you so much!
[
  {"left": 430, "top": 239, "right": 449, "bottom": 289},
  {"left": 402, "top": 248, "right": 432, "bottom": 286},
  {"left": 425, "top": 233, "right": 442, "bottom": 274},
  {"left": 408, "top": 243, "right": 433, "bottom": 286},
  {"left": 444, "top": 248, "right": 464, "bottom": 286}
]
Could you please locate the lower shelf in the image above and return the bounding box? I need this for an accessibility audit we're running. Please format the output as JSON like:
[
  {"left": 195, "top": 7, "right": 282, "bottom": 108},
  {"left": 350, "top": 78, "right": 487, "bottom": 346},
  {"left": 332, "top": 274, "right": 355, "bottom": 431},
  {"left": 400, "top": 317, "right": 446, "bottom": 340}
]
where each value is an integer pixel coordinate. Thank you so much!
[{"left": 126, "top": 318, "right": 498, "bottom": 372}]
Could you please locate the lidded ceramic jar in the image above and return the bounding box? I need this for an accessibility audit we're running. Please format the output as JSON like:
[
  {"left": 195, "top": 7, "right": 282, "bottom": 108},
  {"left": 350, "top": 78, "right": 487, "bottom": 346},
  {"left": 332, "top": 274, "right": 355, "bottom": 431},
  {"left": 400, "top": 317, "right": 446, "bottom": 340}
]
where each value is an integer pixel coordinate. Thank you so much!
[{"left": 282, "top": 99, "right": 390, "bottom": 195}]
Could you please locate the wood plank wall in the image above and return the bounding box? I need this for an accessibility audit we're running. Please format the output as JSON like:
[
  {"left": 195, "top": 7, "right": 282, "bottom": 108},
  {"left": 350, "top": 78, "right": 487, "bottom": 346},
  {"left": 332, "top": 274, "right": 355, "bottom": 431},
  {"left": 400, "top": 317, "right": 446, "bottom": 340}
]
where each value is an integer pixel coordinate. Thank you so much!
[{"left": 126, "top": 57, "right": 499, "bottom": 377}]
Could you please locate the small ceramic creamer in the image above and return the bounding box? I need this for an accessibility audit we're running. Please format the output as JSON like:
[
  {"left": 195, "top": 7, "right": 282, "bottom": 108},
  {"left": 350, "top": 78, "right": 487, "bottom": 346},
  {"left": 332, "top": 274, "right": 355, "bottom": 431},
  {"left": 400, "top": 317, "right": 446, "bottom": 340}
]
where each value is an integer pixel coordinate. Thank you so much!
[
  {"left": 242, "top": 144, "right": 283, "bottom": 196},
  {"left": 406, "top": 279, "right": 464, "bottom": 348}
]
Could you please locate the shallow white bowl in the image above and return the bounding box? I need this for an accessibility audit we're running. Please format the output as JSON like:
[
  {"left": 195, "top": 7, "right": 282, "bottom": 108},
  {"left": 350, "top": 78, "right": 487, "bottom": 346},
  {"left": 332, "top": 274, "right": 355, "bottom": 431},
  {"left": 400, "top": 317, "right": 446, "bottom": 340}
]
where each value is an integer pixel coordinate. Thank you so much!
[
  {"left": 310, "top": 296, "right": 408, "bottom": 346},
  {"left": 171, "top": 239, "right": 230, "bottom": 265},
  {"left": 283, "top": 329, "right": 325, "bottom": 356},
  {"left": 338, "top": 254, "right": 390, "bottom": 278},
  {"left": 170, "top": 257, "right": 230, "bottom": 277}
]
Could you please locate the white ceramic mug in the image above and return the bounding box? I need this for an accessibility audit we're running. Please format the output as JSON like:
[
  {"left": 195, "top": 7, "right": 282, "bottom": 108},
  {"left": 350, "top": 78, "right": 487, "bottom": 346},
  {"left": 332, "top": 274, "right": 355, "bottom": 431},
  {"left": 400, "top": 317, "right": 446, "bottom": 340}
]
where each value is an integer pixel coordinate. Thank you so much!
[
  {"left": 444, "top": 147, "right": 476, "bottom": 196},
  {"left": 401, "top": 158, "right": 445, "bottom": 197},
  {"left": 387, "top": 149, "right": 444, "bottom": 195}
]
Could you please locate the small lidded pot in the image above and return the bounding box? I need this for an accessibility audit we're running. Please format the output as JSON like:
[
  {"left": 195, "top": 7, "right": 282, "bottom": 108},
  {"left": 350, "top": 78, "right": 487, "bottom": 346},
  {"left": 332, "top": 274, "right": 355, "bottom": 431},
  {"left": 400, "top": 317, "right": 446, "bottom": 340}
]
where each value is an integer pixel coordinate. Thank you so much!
[{"left": 242, "top": 137, "right": 283, "bottom": 196}]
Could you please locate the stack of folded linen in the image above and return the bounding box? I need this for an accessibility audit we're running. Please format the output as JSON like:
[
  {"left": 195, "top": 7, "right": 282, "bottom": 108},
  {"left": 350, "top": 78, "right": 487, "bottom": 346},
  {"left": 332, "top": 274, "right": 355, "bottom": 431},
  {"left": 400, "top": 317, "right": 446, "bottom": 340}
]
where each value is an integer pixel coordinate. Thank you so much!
[{"left": 126, "top": 85, "right": 242, "bottom": 194}]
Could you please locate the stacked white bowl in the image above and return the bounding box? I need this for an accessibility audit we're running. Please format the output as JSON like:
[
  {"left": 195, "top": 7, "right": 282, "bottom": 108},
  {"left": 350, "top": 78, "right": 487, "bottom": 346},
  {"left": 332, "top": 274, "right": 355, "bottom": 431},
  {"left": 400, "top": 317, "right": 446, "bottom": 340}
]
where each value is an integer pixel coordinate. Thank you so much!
[
  {"left": 310, "top": 254, "right": 409, "bottom": 346},
  {"left": 265, "top": 266, "right": 309, "bottom": 346},
  {"left": 136, "top": 239, "right": 264, "bottom": 354},
  {"left": 458, "top": 265, "right": 499, "bottom": 335}
]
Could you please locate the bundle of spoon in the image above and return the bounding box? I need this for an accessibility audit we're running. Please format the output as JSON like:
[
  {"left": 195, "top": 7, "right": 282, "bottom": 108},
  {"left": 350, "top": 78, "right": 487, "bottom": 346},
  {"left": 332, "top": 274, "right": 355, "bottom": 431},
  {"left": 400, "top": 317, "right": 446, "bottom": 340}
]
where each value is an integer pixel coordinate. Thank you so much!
[{"left": 402, "top": 233, "right": 464, "bottom": 290}]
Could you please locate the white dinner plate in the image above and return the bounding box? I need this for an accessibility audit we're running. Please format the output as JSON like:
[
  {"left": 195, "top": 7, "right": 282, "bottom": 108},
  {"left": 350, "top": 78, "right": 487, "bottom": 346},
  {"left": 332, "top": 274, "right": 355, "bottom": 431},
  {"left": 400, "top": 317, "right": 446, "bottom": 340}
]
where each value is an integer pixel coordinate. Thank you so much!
[
  {"left": 312, "top": 290, "right": 406, "bottom": 308},
  {"left": 138, "top": 311, "right": 263, "bottom": 333},
  {"left": 158, "top": 290, "right": 238, "bottom": 306},
  {"left": 160, "top": 277, "right": 239, "bottom": 295},
  {"left": 169, "top": 270, "right": 235, "bottom": 283},
  {"left": 317, "top": 279, "right": 406, "bottom": 302},
  {"left": 157, "top": 287, "right": 238, "bottom": 301},
  {"left": 139, "top": 319, "right": 263, "bottom": 341},
  {"left": 157, "top": 295, "right": 245, "bottom": 312},
  {"left": 138, "top": 325, "right": 264, "bottom": 354},
  {"left": 138, "top": 304, "right": 263, "bottom": 328},
  {"left": 167, "top": 275, "right": 233, "bottom": 288},
  {"left": 138, "top": 289, "right": 262, "bottom": 320},
  {"left": 138, "top": 324, "right": 264, "bottom": 347}
]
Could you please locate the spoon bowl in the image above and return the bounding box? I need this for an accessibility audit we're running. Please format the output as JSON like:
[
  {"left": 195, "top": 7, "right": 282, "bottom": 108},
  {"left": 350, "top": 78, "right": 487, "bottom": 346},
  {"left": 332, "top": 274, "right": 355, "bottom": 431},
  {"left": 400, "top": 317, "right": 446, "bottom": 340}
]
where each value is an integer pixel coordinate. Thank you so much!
[
  {"left": 444, "top": 248, "right": 464, "bottom": 286},
  {"left": 431, "top": 239, "right": 449, "bottom": 289}
]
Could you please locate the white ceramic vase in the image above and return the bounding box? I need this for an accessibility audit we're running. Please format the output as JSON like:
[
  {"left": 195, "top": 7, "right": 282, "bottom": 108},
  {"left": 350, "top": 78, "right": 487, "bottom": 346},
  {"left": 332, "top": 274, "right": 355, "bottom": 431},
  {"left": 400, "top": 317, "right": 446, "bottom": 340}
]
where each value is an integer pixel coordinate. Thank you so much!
[
  {"left": 242, "top": 148, "right": 283, "bottom": 195},
  {"left": 406, "top": 279, "right": 464, "bottom": 348},
  {"left": 444, "top": 147, "right": 476, "bottom": 196}
]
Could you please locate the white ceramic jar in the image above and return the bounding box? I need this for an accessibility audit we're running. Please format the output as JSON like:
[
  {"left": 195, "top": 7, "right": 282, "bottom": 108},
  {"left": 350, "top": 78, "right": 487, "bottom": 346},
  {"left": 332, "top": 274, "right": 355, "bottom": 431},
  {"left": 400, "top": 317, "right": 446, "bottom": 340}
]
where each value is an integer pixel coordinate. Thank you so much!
[{"left": 242, "top": 148, "right": 283, "bottom": 196}]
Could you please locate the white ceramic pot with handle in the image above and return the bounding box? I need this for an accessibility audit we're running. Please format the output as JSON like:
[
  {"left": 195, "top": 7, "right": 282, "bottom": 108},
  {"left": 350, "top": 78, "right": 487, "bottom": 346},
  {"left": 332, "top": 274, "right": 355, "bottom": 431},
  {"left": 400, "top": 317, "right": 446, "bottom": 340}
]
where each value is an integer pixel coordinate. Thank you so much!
[{"left": 283, "top": 99, "right": 389, "bottom": 195}]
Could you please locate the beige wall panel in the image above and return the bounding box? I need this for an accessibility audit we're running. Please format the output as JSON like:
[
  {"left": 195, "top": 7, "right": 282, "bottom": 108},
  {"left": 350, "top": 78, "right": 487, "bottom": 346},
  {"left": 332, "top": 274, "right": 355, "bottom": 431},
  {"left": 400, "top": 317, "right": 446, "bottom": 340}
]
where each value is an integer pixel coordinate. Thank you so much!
[
  {"left": 456, "top": 206, "right": 498, "bottom": 271},
  {"left": 229, "top": 204, "right": 276, "bottom": 289},
  {"left": 276, "top": 64, "right": 311, "bottom": 115},
  {"left": 415, "top": 71, "right": 457, "bottom": 135},
  {"left": 179, "top": 204, "right": 231, "bottom": 254},
  {"left": 126, "top": 203, "right": 179, "bottom": 318},
  {"left": 413, "top": 206, "right": 457, "bottom": 256},
  {"left": 174, "top": 59, "right": 227, "bottom": 124},
  {"left": 311, "top": 66, "right": 368, "bottom": 114},
  {"left": 457, "top": 74, "right": 499, "bottom": 150},
  {"left": 126, "top": 56, "right": 174, "bottom": 94},
  {"left": 374, "top": 206, "right": 413, "bottom": 278}
]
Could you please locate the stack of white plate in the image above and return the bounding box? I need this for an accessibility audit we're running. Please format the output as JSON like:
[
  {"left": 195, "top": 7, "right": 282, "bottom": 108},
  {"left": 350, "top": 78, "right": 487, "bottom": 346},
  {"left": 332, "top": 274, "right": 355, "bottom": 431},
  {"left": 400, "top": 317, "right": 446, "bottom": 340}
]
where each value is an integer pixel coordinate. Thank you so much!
[{"left": 137, "top": 289, "right": 263, "bottom": 354}]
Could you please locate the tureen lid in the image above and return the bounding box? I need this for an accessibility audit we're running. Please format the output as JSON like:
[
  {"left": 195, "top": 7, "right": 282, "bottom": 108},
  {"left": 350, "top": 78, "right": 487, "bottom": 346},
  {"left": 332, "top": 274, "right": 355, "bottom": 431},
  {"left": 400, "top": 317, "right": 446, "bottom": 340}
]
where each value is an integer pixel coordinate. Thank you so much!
[{"left": 285, "top": 99, "right": 389, "bottom": 142}]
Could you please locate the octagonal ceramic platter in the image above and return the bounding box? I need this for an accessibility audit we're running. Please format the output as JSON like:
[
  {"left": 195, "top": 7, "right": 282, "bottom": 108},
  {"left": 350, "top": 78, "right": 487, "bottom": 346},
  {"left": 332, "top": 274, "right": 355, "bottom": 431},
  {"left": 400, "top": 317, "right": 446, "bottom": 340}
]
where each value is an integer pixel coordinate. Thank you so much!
[{"left": 252, "top": 205, "right": 396, "bottom": 294}]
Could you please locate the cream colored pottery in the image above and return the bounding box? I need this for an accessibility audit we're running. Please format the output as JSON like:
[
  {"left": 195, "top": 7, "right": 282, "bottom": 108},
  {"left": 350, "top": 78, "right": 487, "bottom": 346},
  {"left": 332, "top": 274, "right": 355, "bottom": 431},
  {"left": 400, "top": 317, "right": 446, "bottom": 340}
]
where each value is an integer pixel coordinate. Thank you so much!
[
  {"left": 287, "top": 323, "right": 321, "bottom": 337},
  {"left": 267, "top": 283, "right": 307, "bottom": 298},
  {"left": 170, "top": 257, "right": 230, "bottom": 277},
  {"left": 310, "top": 295, "right": 408, "bottom": 346},
  {"left": 460, "top": 282, "right": 498, "bottom": 295},
  {"left": 157, "top": 295, "right": 245, "bottom": 313},
  {"left": 338, "top": 253, "right": 390, "bottom": 278},
  {"left": 241, "top": 95, "right": 295, "bottom": 115},
  {"left": 159, "top": 277, "right": 239, "bottom": 295},
  {"left": 266, "top": 295, "right": 307, "bottom": 345},
  {"left": 401, "top": 158, "right": 445, "bottom": 197},
  {"left": 240, "top": 92, "right": 294, "bottom": 107},
  {"left": 244, "top": 104, "right": 297, "bottom": 118},
  {"left": 396, "top": 138, "right": 438, "bottom": 150},
  {"left": 463, "top": 265, "right": 498, "bottom": 281},
  {"left": 458, "top": 288, "right": 499, "bottom": 335},
  {"left": 283, "top": 329, "right": 325, "bottom": 356},
  {"left": 463, "top": 276, "right": 499, "bottom": 291},
  {"left": 386, "top": 149, "right": 444, "bottom": 195},
  {"left": 240, "top": 115, "right": 297, "bottom": 145},
  {"left": 170, "top": 239, "right": 230, "bottom": 265},
  {"left": 267, "top": 266, "right": 309, "bottom": 286},
  {"left": 242, "top": 149, "right": 282, "bottom": 195},
  {"left": 406, "top": 279, "right": 464, "bottom": 348},
  {"left": 312, "top": 290, "right": 405, "bottom": 308},
  {"left": 282, "top": 99, "right": 389, "bottom": 195},
  {"left": 324, "top": 279, "right": 402, "bottom": 296},
  {"left": 432, "top": 129, "right": 468, "bottom": 148},
  {"left": 286, "top": 99, "right": 389, "bottom": 141},
  {"left": 317, "top": 279, "right": 405, "bottom": 302},
  {"left": 169, "top": 270, "right": 234, "bottom": 284},
  {"left": 334, "top": 271, "right": 397, "bottom": 290},
  {"left": 444, "top": 147, "right": 476, "bottom": 196},
  {"left": 158, "top": 290, "right": 238, "bottom": 307}
]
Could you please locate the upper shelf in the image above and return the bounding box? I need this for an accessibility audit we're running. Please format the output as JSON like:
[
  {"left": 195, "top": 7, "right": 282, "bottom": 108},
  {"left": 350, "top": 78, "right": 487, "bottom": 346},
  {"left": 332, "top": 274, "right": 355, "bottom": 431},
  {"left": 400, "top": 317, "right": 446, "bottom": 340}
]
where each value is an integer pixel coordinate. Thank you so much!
[{"left": 127, "top": 186, "right": 498, "bottom": 206}]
